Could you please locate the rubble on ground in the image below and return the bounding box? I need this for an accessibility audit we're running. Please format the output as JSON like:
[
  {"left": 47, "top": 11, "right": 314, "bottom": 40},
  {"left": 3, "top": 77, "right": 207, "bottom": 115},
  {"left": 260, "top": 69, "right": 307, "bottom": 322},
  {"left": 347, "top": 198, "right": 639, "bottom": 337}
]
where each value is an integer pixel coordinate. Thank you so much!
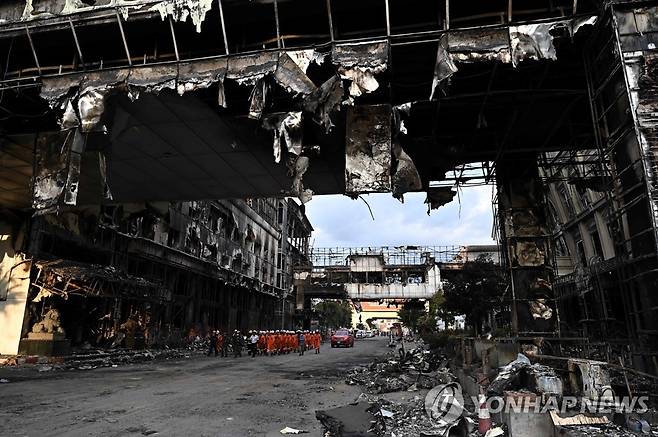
[
  {"left": 0, "top": 347, "right": 198, "bottom": 372},
  {"left": 320, "top": 342, "right": 487, "bottom": 437},
  {"left": 325, "top": 339, "right": 658, "bottom": 437},
  {"left": 346, "top": 346, "right": 452, "bottom": 394}
]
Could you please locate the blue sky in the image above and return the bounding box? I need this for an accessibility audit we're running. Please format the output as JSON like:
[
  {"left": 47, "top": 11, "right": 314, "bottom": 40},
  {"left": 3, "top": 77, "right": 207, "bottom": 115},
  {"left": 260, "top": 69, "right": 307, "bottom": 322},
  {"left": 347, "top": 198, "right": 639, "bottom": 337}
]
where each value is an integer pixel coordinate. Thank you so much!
[{"left": 304, "top": 185, "right": 497, "bottom": 247}]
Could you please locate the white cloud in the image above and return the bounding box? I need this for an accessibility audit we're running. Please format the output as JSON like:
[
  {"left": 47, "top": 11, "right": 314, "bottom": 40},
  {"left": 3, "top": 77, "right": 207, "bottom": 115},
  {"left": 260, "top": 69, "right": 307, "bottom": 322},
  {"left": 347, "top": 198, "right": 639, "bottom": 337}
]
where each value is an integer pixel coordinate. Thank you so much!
[{"left": 305, "top": 186, "right": 496, "bottom": 248}]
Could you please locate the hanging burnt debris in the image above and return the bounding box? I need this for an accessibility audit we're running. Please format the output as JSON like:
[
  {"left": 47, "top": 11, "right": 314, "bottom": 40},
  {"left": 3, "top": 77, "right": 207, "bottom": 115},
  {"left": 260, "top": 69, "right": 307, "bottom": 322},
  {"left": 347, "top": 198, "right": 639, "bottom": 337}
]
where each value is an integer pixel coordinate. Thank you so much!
[{"left": 345, "top": 105, "right": 392, "bottom": 195}]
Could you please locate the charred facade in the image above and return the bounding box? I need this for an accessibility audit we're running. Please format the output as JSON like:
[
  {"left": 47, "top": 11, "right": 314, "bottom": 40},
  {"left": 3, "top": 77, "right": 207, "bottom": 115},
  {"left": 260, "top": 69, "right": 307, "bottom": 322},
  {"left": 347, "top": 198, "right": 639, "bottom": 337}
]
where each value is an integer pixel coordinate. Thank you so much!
[{"left": 0, "top": 198, "right": 312, "bottom": 354}]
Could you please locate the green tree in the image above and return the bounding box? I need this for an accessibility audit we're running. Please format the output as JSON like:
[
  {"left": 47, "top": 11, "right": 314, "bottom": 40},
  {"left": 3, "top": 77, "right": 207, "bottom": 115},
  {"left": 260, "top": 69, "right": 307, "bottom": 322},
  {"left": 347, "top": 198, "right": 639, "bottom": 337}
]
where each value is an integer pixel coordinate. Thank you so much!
[
  {"left": 314, "top": 300, "right": 352, "bottom": 329},
  {"left": 440, "top": 254, "right": 506, "bottom": 335},
  {"left": 417, "top": 292, "right": 446, "bottom": 332},
  {"left": 397, "top": 300, "right": 426, "bottom": 331}
]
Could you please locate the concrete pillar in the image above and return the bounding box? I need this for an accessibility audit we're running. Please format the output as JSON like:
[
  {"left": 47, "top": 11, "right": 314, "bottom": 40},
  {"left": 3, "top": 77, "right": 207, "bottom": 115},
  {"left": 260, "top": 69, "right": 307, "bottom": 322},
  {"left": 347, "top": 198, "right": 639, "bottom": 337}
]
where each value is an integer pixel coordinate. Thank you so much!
[
  {"left": 497, "top": 158, "right": 556, "bottom": 336},
  {"left": 0, "top": 222, "right": 31, "bottom": 355}
]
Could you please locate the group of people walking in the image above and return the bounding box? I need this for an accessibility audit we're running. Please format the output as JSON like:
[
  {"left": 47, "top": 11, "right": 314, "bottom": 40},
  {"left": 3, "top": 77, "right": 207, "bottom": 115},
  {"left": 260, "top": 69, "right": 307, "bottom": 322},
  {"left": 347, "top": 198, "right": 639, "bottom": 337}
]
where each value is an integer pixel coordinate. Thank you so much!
[{"left": 206, "top": 330, "right": 322, "bottom": 358}]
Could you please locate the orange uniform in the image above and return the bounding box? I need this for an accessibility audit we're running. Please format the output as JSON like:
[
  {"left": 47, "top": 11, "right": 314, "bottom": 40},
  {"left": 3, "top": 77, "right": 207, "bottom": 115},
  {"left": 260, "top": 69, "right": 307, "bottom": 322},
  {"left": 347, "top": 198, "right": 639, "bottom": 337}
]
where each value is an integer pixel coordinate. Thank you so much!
[
  {"left": 266, "top": 333, "right": 275, "bottom": 354},
  {"left": 257, "top": 333, "right": 266, "bottom": 353}
]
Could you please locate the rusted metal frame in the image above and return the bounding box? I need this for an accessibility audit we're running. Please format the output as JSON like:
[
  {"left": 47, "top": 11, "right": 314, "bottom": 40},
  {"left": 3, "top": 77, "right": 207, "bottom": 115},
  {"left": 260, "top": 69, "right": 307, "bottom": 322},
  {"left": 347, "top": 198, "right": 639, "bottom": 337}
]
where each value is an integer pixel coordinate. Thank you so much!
[
  {"left": 24, "top": 26, "right": 41, "bottom": 75},
  {"left": 595, "top": 86, "right": 630, "bottom": 123},
  {"left": 168, "top": 17, "right": 180, "bottom": 62},
  {"left": 611, "top": 11, "right": 658, "bottom": 291},
  {"left": 384, "top": 0, "right": 391, "bottom": 37},
  {"left": 115, "top": 8, "right": 132, "bottom": 67},
  {"left": 326, "top": 0, "right": 335, "bottom": 43},
  {"left": 68, "top": 18, "right": 85, "bottom": 69},
  {"left": 2, "top": 12, "right": 594, "bottom": 82},
  {"left": 217, "top": 0, "right": 229, "bottom": 55},
  {"left": 273, "top": 0, "right": 283, "bottom": 48}
]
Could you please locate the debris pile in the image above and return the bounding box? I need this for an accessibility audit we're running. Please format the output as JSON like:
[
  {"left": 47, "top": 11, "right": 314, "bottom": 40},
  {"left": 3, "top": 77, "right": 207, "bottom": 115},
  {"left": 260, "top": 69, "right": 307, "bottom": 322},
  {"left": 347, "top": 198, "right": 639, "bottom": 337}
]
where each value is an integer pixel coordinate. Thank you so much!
[
  {"left": 319, "top": 342, "right": 485, "bottom": 437},
  {"left": 346, "top": 346, "right": 452, "bottom": 394},
  {"left": 0, "top": 347, "right": 197, "bottom": 371},
  {"left": 326, "top": 339, "right": 658, "bottom": 437}
]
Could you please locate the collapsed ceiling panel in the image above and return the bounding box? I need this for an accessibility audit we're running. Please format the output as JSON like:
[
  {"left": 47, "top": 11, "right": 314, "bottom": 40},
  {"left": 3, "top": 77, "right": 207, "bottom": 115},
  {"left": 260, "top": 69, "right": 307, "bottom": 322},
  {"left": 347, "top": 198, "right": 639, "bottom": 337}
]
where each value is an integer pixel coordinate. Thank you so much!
[{"left": 345, "top": 104, "right": 392, "bottom": 195}]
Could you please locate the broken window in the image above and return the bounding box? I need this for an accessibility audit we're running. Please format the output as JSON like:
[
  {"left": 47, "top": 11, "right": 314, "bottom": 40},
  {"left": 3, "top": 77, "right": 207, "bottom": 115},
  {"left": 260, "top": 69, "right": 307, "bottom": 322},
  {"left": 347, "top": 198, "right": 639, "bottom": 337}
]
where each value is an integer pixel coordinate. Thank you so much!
[
  {"left": 558, "top": 184, "right": 573, "bottom": 220},
  {"left": 589, "top": 223, "right": 603, "bottom": 260},
  {"left": 555, "top": 236, "right": 569, "bottom": 257},
  {"left": 278, "top": 202, "right": 285, "bottom": 224},
  {"left": 575, "top": 185, "right": 591, "bottom": 211},
  {"left": 576, "top": 238, "right": 587, "bottom": 266}
]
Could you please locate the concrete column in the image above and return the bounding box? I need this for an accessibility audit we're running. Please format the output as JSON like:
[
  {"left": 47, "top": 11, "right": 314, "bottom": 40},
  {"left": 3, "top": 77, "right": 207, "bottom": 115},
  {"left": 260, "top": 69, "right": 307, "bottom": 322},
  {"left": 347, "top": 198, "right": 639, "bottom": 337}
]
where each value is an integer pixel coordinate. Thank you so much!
[
  {"left": 0, "top": 222, "right": 31, "bottom": 355},
  {"left": 497, "top": 158, "right": 557, "bottom": 336}
]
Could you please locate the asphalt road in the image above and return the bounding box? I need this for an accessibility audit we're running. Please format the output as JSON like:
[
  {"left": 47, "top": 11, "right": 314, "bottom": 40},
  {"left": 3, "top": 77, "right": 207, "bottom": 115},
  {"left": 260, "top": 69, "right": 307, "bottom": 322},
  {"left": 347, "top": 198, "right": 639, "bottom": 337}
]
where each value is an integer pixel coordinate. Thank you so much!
[{"left": 0, "top": 336, "right": 390, "bottom": 437}]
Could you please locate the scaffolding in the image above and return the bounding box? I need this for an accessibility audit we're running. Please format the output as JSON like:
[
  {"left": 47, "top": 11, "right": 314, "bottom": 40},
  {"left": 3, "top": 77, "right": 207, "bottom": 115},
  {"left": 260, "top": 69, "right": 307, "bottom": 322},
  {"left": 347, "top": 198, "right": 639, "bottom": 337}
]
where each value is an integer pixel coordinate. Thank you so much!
[{"left": 538, "top": 5, "right": 658, "bottom": 369}]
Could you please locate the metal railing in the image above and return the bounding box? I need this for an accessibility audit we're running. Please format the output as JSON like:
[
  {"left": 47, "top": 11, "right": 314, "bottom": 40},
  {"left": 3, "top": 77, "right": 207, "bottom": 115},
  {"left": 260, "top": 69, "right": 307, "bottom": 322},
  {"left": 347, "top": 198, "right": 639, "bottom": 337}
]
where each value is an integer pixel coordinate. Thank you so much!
[{"left": 309, "top": 245, "right": 463, "bottom": 267}]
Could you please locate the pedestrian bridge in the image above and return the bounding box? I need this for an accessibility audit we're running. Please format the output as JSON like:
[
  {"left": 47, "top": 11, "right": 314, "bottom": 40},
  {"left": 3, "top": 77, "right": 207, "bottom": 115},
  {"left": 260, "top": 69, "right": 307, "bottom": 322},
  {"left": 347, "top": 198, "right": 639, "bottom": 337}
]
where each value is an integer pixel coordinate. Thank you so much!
[{"left": 295, "top": 246, "right": 444, "bottom": 302}]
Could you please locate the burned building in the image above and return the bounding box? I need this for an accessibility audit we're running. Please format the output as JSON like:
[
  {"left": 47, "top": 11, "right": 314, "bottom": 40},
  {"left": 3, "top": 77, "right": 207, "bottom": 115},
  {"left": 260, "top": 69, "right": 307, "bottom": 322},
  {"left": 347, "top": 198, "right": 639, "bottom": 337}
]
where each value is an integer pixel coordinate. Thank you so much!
[
  {"left": 2, "top": 0, "right": 658, "bottom": 371},
  {"left": 532, "top": 4, "right": 658, "bottom": 373},
  {"left": 0, "top": 198, "right": 312, "bottom": 354}
]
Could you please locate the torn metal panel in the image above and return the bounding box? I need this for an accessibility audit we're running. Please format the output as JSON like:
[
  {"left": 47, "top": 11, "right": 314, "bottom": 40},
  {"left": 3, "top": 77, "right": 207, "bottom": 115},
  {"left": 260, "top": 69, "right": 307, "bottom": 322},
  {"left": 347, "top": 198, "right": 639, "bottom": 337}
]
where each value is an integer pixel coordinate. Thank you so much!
[
  {"left": 448, "top": 28, "right": 511, "bottom": 64},
  {"left": 77, "top": 87, "right": 108, "bottom": 132},
  {"left": 430, "top": 35, "right": 458, "bottom": 100},
  {"left": 217, "top": 79, "right": 227, "bottom": 108},
  {"left": 40, "top": 70, "right": 129, "bottom": 131},
  {"left": 40, "top": 75, "right": 83, "bottom": 106},
  {"left": 332, "top": 40, "right": 388, "bottom": 69},
  {"left": 345, "top": 104, "right": 392, "bottom": 194},
  {"left": 509, "top": 23, "right": 558, "bottom": 67},
  {"left": 22, "top": 0, "right": 150, "bottom": 21},
  {"left": 98, "top": 151, "right": 113, "bottom": 201},
  {"left": 449, "top": 28, "right": 510, "bottom": 54},
  {"left": 126, "top": 64, "right": 178, "bottom": 94},
  {"left": 63, "top": 129, "right": 85, "bottom": 205},
  {"left": 286, "top": 49, "right": 326, "bottom": 73},
  {"left": 248, "top": 77, "right": 269, "bottom": 120},
  {"left": 430, "top": 16, "right": 596, "bottom": 95},
  {"left": 226, "top": 52, "right": 279, "bottom": 86},
  {"left": 303, "top": 75, "right": 344, "bottom": 133},
  {"left": 32, "top": 132, "right": 74, "bottom": 210},
  {"left": 60, "top": 100, "right": 79, "bottom": 130},
  {"left": 392, "top": 142, "right": 422, "bottom": 201},
  {"left": 333, "top": 41, "right": 389, "bottom": 97},
  {"left": 290, "top": 155, "right": 313, "bottom": 204},
  {"left": 424, "top": 187, "right": 456, "bottom": 214},
  {"left": 274, "top": 52, "right": 317, "bottom": 97},
  {"left": 177, "top": 58, "right": 228, "bottom": 96},
  {"left": 262, "top": 111, "right": 303, "bottom": 163},
  {"left": 391, "top": 104, "right": 421, "bottom": 200},
  {"left": 150, "top": 0, "right": 214, "bottom": 33}
]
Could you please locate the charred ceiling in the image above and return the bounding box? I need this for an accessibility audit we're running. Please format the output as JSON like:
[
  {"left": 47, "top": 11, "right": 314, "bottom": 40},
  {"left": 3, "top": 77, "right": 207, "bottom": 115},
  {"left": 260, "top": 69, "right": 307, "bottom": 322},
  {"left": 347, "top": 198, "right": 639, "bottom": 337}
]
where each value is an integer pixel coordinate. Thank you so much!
[{"left": 0, "top": 0, "right": 602, "bottom": 211}]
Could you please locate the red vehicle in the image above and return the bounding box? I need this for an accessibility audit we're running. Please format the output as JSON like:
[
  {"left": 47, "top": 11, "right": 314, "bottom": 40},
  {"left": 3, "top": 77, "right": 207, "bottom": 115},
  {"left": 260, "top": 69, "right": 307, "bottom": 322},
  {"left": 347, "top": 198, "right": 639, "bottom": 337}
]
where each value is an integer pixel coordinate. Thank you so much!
[{"left": 331, "top": 329, "right": 355, "bottom": 348}]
